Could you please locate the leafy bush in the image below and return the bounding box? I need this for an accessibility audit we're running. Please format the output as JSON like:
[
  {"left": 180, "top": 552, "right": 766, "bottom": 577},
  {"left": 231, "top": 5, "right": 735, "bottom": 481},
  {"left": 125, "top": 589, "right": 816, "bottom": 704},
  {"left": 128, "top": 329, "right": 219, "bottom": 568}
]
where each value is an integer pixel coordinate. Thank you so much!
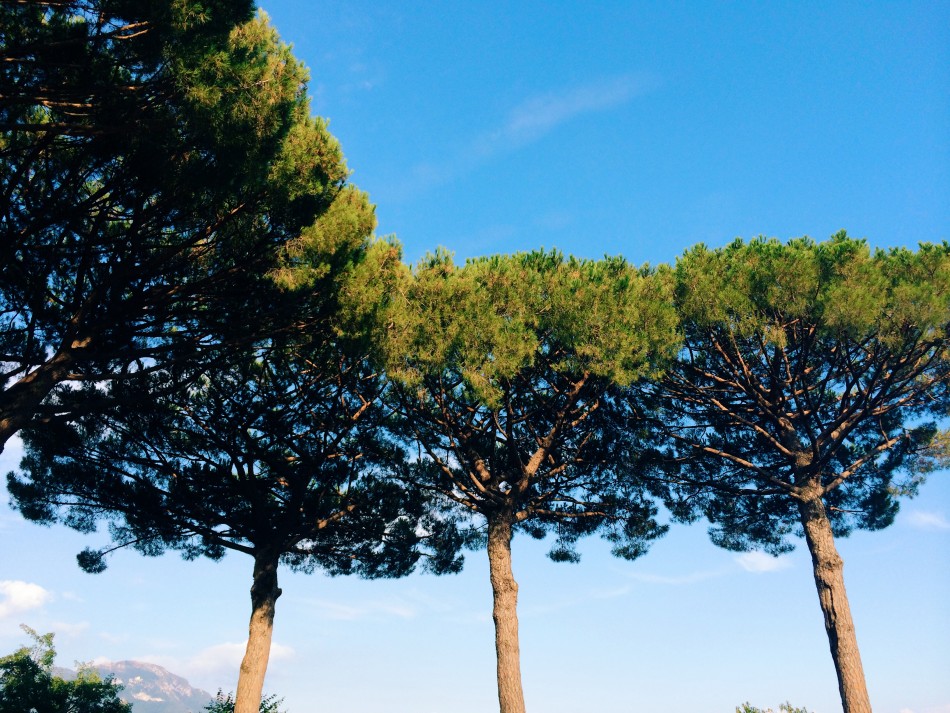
[
  {"left": 737, "top": 703, "right": 811, "bottom": 713},
  {"left": 0, "top": 625, "right": 130, "bottom": 713},
  {"left": 205, "top": 689, "right": 286, "bottom": 713}
]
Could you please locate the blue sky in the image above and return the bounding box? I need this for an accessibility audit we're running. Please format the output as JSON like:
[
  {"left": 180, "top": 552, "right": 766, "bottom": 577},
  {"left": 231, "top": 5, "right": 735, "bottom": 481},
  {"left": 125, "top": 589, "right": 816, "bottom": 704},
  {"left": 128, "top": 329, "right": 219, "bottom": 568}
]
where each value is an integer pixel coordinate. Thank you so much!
[
  {"left": 263, "top": 1, "right": 948, "bottom": 265},
  {"left": 2, "top": 2, "right": 949, "bottom": 712}
]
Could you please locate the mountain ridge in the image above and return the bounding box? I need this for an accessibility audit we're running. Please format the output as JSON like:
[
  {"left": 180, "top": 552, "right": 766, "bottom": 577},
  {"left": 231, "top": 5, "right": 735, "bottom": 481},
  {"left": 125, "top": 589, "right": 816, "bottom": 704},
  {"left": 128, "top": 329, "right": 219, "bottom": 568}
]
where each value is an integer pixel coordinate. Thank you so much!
[{"left": 53, "top": 660, "right": 214, "bottom": 713}]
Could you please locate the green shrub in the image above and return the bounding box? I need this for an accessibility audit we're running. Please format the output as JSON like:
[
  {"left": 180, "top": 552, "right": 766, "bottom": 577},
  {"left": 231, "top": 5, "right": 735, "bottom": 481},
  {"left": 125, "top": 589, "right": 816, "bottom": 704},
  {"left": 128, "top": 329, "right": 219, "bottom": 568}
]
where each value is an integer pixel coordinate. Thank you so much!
[
  {"left": 0, "top": 626, "right": 130, "bottom": 713},
  {"left": 205, "top": 689, "right": 286, "bottom": 713},
  {"left": 737, "top": 703, "right": 811, "bottom": 713}
]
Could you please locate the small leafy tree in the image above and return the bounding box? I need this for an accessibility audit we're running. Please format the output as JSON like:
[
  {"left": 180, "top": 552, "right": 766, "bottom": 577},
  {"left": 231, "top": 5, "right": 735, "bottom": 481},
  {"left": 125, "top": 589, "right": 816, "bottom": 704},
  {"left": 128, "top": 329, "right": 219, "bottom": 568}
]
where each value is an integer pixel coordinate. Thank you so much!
[
  {"left": 737, "top": 703, "right": 811, "bottom": 713},
  {"left": 640, "top": 234, "right": 950, "bottom": 713},
  {"left": 0, "top": 625, "right": 131, "bottom": 713},
  {"left": 205, "top": 689, "right": 286, "bottom": 713},
  {"left": 380, "top": 250, "right": 679, "bottom": 713}
]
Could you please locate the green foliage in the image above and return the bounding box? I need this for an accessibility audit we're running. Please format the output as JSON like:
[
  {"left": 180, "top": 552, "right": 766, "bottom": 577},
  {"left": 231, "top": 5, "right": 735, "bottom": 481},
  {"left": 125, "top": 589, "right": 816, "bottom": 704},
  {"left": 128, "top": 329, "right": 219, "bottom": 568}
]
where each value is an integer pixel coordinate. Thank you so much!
[
  {"left": 205, "top": 689, "right": 286, "bottom": 713},
  {"left": 2, "top": 10, "right": 424, "bottom": 711},
  {"left": 675, "top": 232, "right": 950, "bottom": 348},
  {"left": 6, "top": 154, "right": 452, "bottom": 582},
  {"left": 382, "top": 249, "right": 680, "bottom": 560},
  {"left": 736, "top": 703, "right": 810, "bottom": 713},
  {"left": 0, "top": 2, "right": 362, "bottom": 448},
  {"left": 387, "top": 250, "right": 679, "bottom": 405},
  {"left": 8, "top": 341, "right": 459, "bottom": 579},
  {"left": 6, "top": 236, "right": 452, "bottom": 709},
  {"left": 0, "top": 626, "right": 131, "bottom": 713},
  {"left": 914, "top": 429, "right": 950, "bottom": 474},
  {"left": 646, "top": 233, "right": 950, "bottom": 551}
]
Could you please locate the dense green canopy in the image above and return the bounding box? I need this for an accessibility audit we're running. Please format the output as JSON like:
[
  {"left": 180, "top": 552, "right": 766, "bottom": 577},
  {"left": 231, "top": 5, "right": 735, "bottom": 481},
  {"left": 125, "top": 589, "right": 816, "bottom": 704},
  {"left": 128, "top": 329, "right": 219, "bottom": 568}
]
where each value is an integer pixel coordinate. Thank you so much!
[
  {"left": 381, "top": 249, "right": 680, "bottom": 713},
  {"left": 653, "top": 233, "right": 950, "bottom": 546},
  {"left": 384, "top": 249, "right": 679, "bottom": 555},
  {"left": 0, "top": 3, "right": 357, "bottom": 450},
  {"left": 6, "top": 234, "right": 460, "bottom": 713},
  {"left": 4, "top": 11, "right": 948, "bottom": 707},
  {"left": 2, "top": 5, "right": 404, "bottom": 712},
  {"left": 639, "top": 233, "right": 950, "bottom": 713}
]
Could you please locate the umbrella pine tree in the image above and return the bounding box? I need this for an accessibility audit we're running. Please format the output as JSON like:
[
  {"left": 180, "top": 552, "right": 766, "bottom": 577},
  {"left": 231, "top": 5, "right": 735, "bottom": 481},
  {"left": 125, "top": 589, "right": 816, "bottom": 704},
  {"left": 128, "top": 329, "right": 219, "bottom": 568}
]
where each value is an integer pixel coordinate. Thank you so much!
[
  {"left": 1, "top": 4, "right": 353, "bottom": 450},
  {"left": 8, "top": 234, "right": 462, "bottom": 713},
  {"left": 639, "top": 234, "right": 950, "bottom": 713},
  {"left": 381, "top": 250, "right": 679, "bottom": 713}
]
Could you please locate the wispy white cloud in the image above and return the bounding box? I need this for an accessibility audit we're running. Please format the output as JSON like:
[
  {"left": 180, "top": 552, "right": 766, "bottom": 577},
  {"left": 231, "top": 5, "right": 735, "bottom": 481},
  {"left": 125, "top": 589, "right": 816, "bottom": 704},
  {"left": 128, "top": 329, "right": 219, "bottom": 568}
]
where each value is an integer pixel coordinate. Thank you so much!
[
  {"left": 520, "top": 584, "right": 635, "bottom": 618},
  {"left": 46, "top": 620, "right": 90, "bottom": 637},
  {"left": 301, "top": 597, "right": 417, "bottom": 621},
  {"left": 98, "top": 631, "right": 129, "bottom": 645},
  {"left": 0, "top": 580, "right": 53, "bottom": 619},
  {"left": 488, "top": 74, "right": 656, "bottom": 149},
  {"left": 623, "top": 567, "right": 727, "bottom": 586},
  {"left": 590, "top": 585, "right": 633, "bottom": 600},
  {"left": 735, "top": 552, "right": 792, "bottom": 573},
  {"left": 391, "top": 74, "right": 658, "bottom": 201},
  {"left": 400, "top": 587, "right": 458, "bottom": 615},
  {"left": 188, "top": 640, "right": 295, "bottom": 677},
  {"left": 906, "top": 510, "right": 950, "bottom": 531},
  {"left": 135, "top": 639, "right": 296, "bottom": 691}
]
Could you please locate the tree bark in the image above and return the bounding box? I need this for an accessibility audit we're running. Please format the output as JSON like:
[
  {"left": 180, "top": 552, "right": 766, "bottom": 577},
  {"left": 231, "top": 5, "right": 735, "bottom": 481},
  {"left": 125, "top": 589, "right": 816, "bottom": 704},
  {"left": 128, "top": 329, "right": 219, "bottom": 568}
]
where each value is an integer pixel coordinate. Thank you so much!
[
  {"left": 487, "top": 512, "right": 526, "bottom": 713},
  {"left": 797, "top": 494, "right": 873, "bottom": 713},
  {"left": 0, "top": 350, "right": 77, "bottom": 452},
  {"left": 235, "top": 550, "right": 282, "bottom": 713}
]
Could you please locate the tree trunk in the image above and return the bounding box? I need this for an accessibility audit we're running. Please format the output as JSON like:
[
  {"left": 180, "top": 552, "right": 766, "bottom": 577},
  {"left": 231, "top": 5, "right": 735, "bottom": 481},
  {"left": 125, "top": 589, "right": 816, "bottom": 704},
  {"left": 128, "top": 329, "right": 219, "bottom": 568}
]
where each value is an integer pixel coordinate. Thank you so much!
[
  {"left": 235, "top": 551, "right": 282, "bottom": 713},
  {"left": 486, "top": 512, "right": 526, "bottom": 713},
  {"left": 797, "top": 494, "right": 872, "bottom": 713}
]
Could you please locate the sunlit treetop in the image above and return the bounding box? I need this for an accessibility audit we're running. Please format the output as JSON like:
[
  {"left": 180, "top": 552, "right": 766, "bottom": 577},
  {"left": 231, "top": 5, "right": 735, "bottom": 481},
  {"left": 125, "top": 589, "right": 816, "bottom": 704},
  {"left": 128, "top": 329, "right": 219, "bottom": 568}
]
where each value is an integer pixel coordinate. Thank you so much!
[
  {"left": 384, "top": 248, "right": 680, "bottom": 408},
  {"left": 676, "top": 231, "right": 950, "bottom": 347}
]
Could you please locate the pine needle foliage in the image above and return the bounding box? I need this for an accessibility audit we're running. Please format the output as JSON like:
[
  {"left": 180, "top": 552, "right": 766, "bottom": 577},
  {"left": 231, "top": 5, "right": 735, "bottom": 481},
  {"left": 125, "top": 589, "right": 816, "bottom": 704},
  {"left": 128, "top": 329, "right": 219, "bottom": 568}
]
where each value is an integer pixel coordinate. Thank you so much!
[
  {"left": 7, "top": 224, "right": 458, "bottom": 713},
  {"left": 638, "top": 232, "right": 950, "bottom": 713},
  {"left": 0, "top": 3, "right": 355, "bottom": 450},
  {"left": 380, "top": 249, "right": 680, "bottom": 713},
  {"left": 648, "top": 232, "right": 950, "bottom": 549},
  {"left": 384, "top": 249, "right": 680, "bottom": 557}
]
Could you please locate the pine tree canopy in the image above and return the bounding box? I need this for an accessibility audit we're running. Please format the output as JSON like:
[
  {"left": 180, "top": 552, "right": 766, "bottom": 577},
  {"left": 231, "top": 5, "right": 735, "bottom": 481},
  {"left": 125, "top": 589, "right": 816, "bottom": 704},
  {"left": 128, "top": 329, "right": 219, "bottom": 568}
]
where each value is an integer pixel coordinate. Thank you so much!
[
  {"left": 382, "top": 249, "right": 681, "bottom": 558},
  {"left": 7, "top": 225, "right": 459, "bottom": 578},
  {"left": 0, "top": 2, "right": 361, "bottom": 450},
  {"left": 643, "top": 232, "right": 950, "bottom": 551}
]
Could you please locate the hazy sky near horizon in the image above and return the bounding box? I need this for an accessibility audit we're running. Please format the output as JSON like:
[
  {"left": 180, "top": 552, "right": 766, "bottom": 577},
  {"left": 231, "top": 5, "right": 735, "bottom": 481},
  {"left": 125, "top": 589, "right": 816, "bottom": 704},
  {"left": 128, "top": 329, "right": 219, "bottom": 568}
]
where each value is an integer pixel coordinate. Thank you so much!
[{"left": 2, "top": 2, "right": 949, "bottom": 712}]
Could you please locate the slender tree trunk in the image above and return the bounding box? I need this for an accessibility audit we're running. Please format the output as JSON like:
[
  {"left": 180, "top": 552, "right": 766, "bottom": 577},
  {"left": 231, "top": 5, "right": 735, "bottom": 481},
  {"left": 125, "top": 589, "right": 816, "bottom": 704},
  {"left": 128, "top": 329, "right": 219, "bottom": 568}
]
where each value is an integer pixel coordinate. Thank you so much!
[
  {"left": 486, "top": 512, "right": 526, "bottom": 713},
  {"left": 235, "top": 551, "right": 282, "bottom": 713},
  {"left": 797, "top": 494, "right": 872, "bottom": 713}
]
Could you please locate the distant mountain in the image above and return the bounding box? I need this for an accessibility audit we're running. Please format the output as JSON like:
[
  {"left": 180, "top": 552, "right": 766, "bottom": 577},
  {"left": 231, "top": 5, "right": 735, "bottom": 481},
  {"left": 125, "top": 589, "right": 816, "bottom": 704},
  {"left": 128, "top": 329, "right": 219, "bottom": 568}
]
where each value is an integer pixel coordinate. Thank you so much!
[{"left": 53, "top": 660, "right": 214, "bottom": 713}]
